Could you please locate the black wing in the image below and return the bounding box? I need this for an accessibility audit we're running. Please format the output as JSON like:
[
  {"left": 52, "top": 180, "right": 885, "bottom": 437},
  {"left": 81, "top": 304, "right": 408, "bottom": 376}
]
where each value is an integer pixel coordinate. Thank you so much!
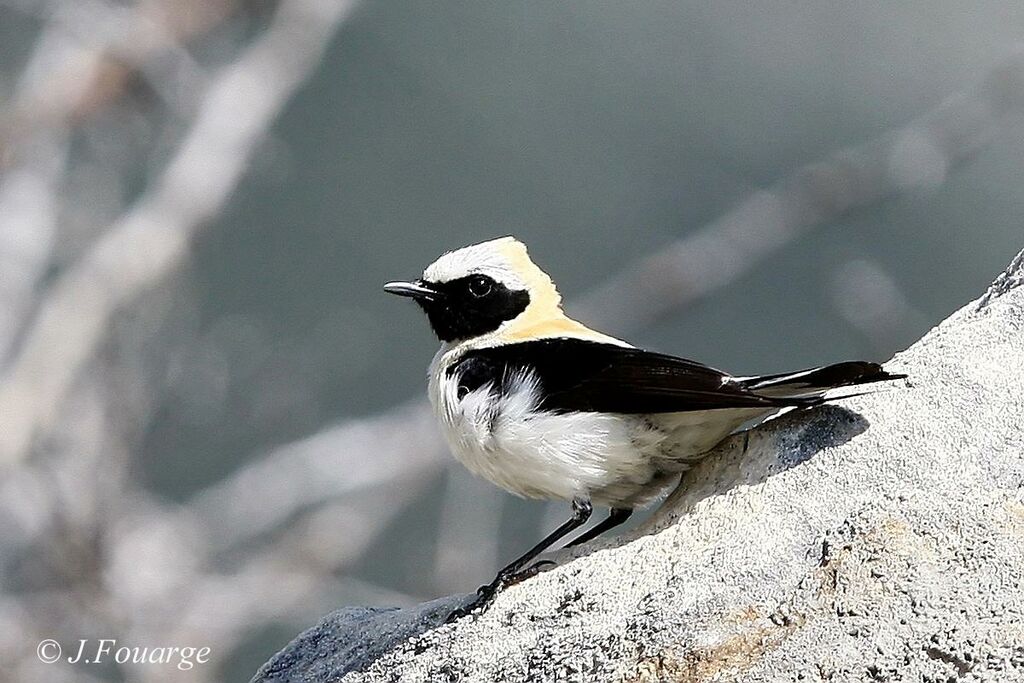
[{"left": 451, "top": 338, "right": 813, "bottom": 414}]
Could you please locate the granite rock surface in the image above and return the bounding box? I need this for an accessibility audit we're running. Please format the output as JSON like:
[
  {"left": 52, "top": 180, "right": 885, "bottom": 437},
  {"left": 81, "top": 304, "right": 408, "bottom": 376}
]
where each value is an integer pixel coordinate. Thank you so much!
[{"left": 254, "top": 248, "right": 1024, "bottom": 683}]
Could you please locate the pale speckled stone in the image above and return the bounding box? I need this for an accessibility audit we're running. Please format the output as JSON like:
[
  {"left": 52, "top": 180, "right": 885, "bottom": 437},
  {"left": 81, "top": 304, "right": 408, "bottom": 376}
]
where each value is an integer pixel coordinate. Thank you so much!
[{"left": 256, "top": 248, "right": 1024, "bottom": 683}]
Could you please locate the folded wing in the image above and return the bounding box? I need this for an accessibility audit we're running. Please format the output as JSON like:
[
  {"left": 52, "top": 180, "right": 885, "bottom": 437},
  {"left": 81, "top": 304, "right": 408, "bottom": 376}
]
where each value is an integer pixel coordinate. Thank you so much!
[{"left": 452, "top": 338, "right": 819, "bottom": 414}]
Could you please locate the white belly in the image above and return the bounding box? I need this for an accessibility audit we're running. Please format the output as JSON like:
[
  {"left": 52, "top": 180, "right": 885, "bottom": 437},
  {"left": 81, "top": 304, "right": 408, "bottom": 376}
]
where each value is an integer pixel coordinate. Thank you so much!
[{"left": 427, "top": 349, "right": 766, "bottom": 507}]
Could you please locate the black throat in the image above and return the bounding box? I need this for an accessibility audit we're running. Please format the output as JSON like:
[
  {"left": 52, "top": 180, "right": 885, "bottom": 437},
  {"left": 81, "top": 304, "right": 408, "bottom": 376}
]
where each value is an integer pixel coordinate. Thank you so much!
[{"left": 418, "top": 275, "right": 530, "bottom": 342}]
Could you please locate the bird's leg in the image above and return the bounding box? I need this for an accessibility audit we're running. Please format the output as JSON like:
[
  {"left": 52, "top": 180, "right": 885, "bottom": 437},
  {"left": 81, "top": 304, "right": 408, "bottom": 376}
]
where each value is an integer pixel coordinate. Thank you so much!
[
  {"left": 564, "top": 507, "right": 633, "bottom": 548},
  {"left": 446, "top": 499, "right": 592, "bottom": 622},
  {"left": 490, "top": 499, "right": 593, "bottom": 583}
]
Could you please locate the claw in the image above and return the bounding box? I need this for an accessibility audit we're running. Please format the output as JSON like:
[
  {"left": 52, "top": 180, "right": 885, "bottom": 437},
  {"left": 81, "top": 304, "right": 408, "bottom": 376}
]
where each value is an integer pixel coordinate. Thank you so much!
[
  {"left": 445, "top": 589, "right": 493, "bottom": 623},
  {"left": 444, "top": 606, "right": 469, "bottom": 623},
  {"left": 445, "top": 560, "right": 557, "bottom": 622},
  {"left": 506, "top": 559, "right": 555, "bottom": 586}
]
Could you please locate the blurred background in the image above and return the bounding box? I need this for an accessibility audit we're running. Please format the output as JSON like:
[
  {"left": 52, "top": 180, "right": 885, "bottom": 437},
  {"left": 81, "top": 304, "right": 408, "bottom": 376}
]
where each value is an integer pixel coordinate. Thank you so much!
[{"left": 0, "top": 0, "right": 1022, "bottom": 680}]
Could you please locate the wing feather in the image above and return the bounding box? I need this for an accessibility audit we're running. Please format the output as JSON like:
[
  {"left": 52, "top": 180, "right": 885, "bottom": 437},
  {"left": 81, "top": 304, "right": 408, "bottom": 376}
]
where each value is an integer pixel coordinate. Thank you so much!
[{"left": 452, "top": 338, "right": 814, "bottom": 414}]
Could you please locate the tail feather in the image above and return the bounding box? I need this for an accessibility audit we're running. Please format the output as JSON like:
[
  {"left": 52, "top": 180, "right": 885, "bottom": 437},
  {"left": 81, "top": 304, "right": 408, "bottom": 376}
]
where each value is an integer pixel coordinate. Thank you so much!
[{"left": 740, "top": 361, "right": 906, "bottom": 399}]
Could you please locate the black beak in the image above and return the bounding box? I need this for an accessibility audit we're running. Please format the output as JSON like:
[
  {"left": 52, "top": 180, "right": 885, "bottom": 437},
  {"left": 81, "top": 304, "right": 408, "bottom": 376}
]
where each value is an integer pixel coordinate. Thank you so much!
[{"left": 383, "top": 280, "right": 439, "bottom": 302}]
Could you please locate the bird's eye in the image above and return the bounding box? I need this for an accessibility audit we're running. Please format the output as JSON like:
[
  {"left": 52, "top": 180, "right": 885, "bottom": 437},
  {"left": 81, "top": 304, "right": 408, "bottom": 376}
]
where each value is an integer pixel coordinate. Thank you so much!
[{"left": 468, "top": 275, "right": 492, "bottom": 298}]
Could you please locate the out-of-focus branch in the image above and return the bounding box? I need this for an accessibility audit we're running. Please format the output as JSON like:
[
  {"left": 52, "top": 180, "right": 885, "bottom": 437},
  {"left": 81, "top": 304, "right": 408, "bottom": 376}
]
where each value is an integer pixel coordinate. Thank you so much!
[
  {"left": 0, "top": 137, "right": 64, "bottom": 364},
  {"left": 574, "top": 51, "right": 1024, "bottom": 334},
  {"left": 0, "top": 0, "right": 364, "bottom": 677},
  {"left": 828, "top": 258, "right": 929, "bottom": 353},
  {"left": 0, "top": 0, "right": 361, "bottom": 464},
  {"left": 0, "top": 0, "right": 237, "bottom": 162},
  {"left": 185, "top": 403, "right": 443, "bottom": 548}
]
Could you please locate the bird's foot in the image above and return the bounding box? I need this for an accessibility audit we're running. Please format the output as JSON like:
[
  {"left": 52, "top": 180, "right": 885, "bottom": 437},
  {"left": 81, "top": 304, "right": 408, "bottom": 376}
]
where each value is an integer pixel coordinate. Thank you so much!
[
  {"left": 504, "top": 559, "right": 555, "bottom": 586},
  {"left": 444, "top": 560, "right": 556, "bottom": 623}
]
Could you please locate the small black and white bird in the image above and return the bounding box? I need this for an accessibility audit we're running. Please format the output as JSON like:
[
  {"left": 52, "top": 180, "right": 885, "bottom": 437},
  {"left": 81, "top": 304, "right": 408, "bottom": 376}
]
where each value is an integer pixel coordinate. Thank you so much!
[{"left": 385, "top": 236, "right": 904, "bottom": 619}]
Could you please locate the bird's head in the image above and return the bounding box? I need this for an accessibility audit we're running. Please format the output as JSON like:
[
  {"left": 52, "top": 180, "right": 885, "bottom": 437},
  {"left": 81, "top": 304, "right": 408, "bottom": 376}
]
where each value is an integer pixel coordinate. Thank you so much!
[{"left": 384, "top": 236, "right": 564, "bottom": 343}]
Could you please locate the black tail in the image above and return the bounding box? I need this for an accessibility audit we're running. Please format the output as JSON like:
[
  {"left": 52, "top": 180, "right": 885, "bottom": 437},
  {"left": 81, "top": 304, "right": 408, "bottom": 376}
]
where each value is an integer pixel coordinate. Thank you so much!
[{"left": 740, "top": 361, "right": 906, "bottom": 399}]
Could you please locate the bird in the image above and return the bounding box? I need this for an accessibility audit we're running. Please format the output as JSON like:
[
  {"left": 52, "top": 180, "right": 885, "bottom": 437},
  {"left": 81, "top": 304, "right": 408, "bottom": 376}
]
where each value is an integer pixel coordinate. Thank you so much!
[{"left": 384, "top": 236, "right": 905, "bottom": 620}]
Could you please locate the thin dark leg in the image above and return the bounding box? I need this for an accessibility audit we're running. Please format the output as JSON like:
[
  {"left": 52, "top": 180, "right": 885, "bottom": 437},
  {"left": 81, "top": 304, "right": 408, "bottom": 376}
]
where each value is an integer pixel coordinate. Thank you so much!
[
  {"left": 446, "top": 499, "right": 592, "bottom": 622},
  {"left": 498, "top": 498, "right": 593, "bottom": 575},
  {"left": 565, "top": 507, "right": 633, "bottom": 548}
]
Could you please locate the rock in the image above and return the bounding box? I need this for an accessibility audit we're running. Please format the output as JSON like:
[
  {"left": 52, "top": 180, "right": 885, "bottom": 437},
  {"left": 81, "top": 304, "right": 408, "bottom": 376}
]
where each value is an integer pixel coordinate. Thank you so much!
[
  {"left": 251, "top": 595, "right": 469, "bottom": 682},
  {"left": 254, "top": 248, "right": 1024, "bottom": 683}
]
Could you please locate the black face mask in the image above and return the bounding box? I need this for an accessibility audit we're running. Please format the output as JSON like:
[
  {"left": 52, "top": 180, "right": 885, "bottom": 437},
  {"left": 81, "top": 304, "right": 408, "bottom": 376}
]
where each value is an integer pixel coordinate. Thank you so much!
[{"left": 418, "top": 274, "right": 530, "bottom": 342}]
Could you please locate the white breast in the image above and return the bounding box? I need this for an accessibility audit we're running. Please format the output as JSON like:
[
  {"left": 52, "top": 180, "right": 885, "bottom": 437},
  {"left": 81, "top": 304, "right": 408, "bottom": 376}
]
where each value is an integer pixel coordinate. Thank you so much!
[{"left": 427, "top": 348, "right": 673, "bottom": 507}]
